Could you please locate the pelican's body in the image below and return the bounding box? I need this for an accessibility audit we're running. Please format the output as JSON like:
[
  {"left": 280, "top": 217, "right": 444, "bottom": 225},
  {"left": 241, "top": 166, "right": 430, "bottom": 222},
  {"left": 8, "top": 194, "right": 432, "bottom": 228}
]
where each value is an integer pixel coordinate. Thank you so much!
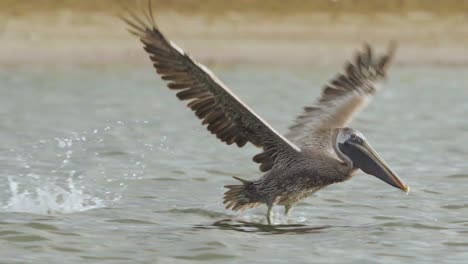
[
  {"left": 228, "top": 131, "right": 350, "bottom": 208},
  {"left": 123, "top": 2, "right": 409, "bottom": 224}
]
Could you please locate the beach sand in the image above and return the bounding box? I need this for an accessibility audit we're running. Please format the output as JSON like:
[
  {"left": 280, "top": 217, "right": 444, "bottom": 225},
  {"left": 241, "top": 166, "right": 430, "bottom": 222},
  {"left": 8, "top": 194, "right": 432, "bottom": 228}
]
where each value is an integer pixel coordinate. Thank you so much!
[{"left": 1, "top": 10, "right": 467, "bottom": 68}]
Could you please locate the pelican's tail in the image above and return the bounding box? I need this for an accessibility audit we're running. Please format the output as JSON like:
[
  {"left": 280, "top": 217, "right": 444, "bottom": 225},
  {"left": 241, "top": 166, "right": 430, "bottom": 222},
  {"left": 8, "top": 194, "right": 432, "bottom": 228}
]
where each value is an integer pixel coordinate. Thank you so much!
[{"left": 223, "top": 177, "right": 260, "bottom": 211}]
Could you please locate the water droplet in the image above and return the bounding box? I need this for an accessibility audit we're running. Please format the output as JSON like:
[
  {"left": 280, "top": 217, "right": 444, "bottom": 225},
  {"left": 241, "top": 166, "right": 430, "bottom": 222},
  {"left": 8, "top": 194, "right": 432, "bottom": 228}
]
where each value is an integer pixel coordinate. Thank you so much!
[{"left": 55, "top": 138, "right": 66, "bottom": 148}]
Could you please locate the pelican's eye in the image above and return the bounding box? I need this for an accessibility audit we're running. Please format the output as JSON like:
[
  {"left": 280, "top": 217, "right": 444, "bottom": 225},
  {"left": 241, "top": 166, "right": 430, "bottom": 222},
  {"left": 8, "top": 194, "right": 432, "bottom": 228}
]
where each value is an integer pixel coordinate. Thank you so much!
[{"left": 348, "top": 133, "right": 363, "bottom": 145}]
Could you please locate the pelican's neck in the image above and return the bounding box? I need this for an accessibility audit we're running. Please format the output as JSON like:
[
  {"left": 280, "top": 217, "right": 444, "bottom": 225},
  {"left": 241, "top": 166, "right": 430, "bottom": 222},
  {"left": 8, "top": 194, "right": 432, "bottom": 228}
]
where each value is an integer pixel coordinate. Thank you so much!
[{"left": 331, "top": 128, "right": 354, "bottom": 172}]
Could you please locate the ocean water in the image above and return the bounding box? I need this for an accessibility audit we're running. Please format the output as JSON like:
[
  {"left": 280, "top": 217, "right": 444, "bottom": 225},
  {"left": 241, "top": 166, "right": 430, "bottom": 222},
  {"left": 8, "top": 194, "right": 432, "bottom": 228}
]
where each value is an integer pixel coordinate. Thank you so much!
[{"left": 0, "top": 64, "right": 467, "bottom": 263}]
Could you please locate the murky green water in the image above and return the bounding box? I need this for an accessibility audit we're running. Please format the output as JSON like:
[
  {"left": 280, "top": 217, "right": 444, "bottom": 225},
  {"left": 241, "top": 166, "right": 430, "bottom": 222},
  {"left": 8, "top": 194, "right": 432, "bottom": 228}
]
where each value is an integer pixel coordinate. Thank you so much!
[{"left": 0, "top": 64, "right": 467, "bottom": 263}]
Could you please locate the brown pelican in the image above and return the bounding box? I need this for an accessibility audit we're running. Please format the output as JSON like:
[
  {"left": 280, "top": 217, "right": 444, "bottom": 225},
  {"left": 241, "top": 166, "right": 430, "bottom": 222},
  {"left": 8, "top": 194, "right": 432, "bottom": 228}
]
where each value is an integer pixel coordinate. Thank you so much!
[{"left": 122, "top": 3, "right": 409, "bottom": 225}]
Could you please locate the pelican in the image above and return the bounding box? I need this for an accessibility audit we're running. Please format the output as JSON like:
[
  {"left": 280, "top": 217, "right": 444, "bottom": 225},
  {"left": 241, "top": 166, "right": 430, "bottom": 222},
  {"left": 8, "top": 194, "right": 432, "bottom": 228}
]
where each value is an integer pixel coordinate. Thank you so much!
[{"left": 122, "top": 3, "right": 409, "bottom": 225}]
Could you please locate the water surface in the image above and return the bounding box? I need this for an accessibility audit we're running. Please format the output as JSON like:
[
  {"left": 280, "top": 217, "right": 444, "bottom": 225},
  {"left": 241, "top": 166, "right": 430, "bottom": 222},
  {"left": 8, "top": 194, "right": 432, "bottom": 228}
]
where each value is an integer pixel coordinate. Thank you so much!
[{"left": 0, "top": 64, "right": 467, "bottom": 263}]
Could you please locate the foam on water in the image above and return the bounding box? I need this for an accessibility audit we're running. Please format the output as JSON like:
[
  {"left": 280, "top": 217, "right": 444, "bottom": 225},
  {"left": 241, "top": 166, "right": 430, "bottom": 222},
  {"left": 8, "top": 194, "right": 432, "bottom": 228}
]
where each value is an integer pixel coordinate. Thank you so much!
[{"left": 2, "top": 176, "right": 104, "bottom": 214}]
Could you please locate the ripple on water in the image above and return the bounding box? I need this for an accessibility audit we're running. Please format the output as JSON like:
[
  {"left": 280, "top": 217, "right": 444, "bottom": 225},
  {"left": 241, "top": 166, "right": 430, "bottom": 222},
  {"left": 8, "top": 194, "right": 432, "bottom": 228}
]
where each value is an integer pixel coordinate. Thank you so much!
[
  {"left": 381, "top": 222, "right": 448, "bottom": 230},
  {"left": 1, "top": 234, "right": 48, "bottom": 242},
  {"left": 150, "top": 177, "right": 181, "bottom": 182},
  {"left": 48, "top": 231, "right": 81, "bottom": 237},
  {"left": 80, "top": 256, "right": 133, "bottom": 261},
  {"left": 443, "top": 242, "right": 468, "bottom": 247},
  {"left": 373, "top": 215, "right": 400, "bottom": 221},
  {"left": 447, "top": 174, "right": 468, "bottom": 179},
  {"left": 376, "top": 253, "right": 415, "bottom": 260},
  {"left": 24, "top": 222, "right": 59, "bottom": 231},
  {"left": 52, "top": 246, "right": 83, "bottom": 253},
  {"left": 174, "top": 253, "right": 237, "bottom": 261},
  {"left": 440, "top": 204, "right": 468, "bottom": 210},
  {"left": 107, "top": 218, "right": 156, "bottom": 225},
  {"left": 99, "top": 151, "right": 129, "bottom": 157},
  {"left": 205, "top": 169, "right": 237, "bottom": 177},
  {"left": 323, "top": 198, "right": 345, "bottom": 203},
  {"left": 166, "top": 208, "right": 232, "bottom": 219},
  {"left": 421, "top": 189, "right": 443, "bottom": 195},
  {"left": 171, "top": 170, "right": 186, "bottom": 175},
  {"left": 0, "top": 230, "right": 22, "bottom": 236},
  {"left": 194, "top": 219, "right": 332, "bottom": 235}
]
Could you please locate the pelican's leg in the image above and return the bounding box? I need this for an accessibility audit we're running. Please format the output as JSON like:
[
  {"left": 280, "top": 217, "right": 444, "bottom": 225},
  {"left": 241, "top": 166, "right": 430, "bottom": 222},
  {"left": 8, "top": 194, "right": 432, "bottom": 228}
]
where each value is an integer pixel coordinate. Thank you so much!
[
  {"left": 284, "top": 204, "right": 294, "bottom": 217},
  {"left": 266, "top": 204, "right": 273, "bottom": 225}
]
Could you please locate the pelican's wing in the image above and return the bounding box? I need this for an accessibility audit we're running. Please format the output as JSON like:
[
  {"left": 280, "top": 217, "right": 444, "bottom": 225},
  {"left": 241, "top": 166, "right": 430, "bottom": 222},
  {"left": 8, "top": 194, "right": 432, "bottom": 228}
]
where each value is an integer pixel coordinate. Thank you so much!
[
  {"left": 122, "top": 5, "right": 300, "bottom": 172},
  {"left": 287, "top": 44, "right": 395, "bottom": 146}
]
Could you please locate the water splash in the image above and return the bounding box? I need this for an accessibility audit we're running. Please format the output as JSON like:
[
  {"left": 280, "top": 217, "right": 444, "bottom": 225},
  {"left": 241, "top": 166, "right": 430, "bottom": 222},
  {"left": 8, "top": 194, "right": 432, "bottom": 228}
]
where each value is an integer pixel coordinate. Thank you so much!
[
  {"left": 1, "top": 119, "right": 171, "bottom": 214},
  {"left": 2, "top": 176, "right": 104, "bottom": 214}
]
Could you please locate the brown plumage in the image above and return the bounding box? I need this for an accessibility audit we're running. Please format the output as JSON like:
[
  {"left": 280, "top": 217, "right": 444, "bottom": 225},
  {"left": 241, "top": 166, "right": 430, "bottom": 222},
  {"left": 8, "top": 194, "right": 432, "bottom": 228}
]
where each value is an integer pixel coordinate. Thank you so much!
[{"left": 122, "top": 2, "right": 409, "bottom": 225}]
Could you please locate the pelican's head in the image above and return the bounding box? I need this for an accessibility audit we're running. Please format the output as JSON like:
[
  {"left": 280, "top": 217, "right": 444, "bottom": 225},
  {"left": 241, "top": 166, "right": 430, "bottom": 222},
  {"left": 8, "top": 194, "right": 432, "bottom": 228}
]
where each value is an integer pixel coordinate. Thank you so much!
[{"left": 335, "top": 127, "right": 409, "bottom": 193}]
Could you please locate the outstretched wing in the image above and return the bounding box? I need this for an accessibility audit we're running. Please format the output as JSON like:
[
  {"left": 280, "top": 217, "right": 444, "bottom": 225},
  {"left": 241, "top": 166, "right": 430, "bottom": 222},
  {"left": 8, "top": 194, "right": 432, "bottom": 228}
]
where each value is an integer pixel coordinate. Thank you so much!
[
  {"left": 122, "top": 3, "right": 300, "bottom": 172},
  {"left": 287, "top": 44, "right": 396, "bottom": 146}
]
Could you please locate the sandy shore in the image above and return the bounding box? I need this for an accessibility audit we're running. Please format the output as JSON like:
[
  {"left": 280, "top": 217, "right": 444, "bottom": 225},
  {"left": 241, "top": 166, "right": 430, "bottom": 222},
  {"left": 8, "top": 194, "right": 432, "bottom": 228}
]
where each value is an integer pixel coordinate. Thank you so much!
[{"left": 1, "top": 11, "right": 467, "bottom": 67}]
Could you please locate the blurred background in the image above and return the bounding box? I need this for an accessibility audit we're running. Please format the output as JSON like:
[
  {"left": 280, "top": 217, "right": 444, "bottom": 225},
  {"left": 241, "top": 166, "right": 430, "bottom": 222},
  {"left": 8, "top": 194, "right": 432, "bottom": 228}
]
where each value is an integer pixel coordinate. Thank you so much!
[
  {"left": 1, "top": 1, "right": 468, "bottom": 263},
  {"left": 1, "top": 0, "right": 467, "bottom": 66}
]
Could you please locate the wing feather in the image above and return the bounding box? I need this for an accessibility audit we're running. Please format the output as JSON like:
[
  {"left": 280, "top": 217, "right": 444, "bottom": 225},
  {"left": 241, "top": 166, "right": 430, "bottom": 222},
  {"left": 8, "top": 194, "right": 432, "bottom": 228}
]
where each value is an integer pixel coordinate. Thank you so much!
[
  {"left": 122, "top": 3, "right": 300, "bottom": 172},
  {"left": 286, "top": 44, "right": 396, "bottom": 147}
]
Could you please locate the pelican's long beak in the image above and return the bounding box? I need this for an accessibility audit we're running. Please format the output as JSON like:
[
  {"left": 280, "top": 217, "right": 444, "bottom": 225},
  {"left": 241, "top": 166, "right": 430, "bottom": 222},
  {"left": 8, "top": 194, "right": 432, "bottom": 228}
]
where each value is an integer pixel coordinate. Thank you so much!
[{"left": 339, "top": 140, "right": 410, "bottom": 193}]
